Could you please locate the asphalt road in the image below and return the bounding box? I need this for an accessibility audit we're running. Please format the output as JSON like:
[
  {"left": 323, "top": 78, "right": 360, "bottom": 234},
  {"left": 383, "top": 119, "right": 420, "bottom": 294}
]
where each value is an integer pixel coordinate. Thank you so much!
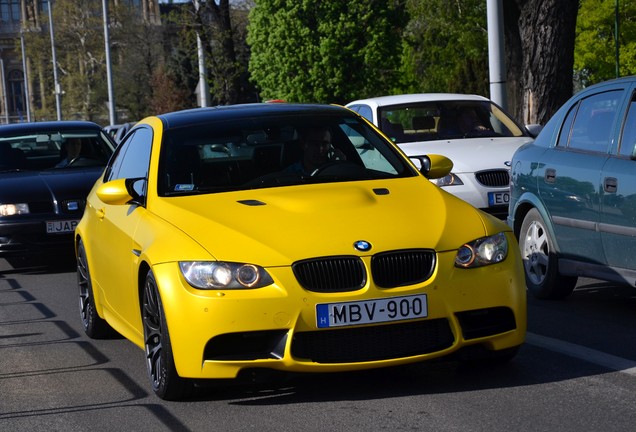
[{"left": 2, "top": 258, "right": 636, "bottom": 432}]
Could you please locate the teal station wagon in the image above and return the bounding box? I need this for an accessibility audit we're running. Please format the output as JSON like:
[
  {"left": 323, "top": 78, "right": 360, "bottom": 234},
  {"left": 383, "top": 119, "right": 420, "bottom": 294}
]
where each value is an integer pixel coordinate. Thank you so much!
[{"left": 508, "top": 76, "right": 636, "bottom": 299}]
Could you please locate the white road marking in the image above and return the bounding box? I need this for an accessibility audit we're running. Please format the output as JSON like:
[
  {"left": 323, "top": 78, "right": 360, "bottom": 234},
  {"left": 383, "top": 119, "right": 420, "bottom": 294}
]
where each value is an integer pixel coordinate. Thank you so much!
[{"left": 526, "top": 332, "right": 636, "bottom": 377}]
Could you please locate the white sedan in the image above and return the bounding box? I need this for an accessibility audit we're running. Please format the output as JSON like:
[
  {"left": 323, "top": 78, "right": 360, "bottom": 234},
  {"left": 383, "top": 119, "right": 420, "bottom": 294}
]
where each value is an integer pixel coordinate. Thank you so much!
[{"left": 347, "top": 94, "right": 538, "bottom": 218}]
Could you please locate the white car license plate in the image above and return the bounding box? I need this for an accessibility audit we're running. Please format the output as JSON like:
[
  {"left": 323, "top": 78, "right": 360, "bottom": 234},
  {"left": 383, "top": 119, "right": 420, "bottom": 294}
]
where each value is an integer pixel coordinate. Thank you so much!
[
  {"left": 46, "top": 219, "right": 80, "bottom": 234},
  {"left": 488, "top": 191, "right": 510, "bottom": 206},
  {"left": 316, "top": 294, "right": 428, "bottom": 328}
]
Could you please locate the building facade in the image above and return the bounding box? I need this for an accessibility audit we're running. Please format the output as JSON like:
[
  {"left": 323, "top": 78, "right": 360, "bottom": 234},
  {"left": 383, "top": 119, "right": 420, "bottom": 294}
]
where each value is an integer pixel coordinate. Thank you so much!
[{"left": 0, "top": 0, "right": 161, "bottom": 124}]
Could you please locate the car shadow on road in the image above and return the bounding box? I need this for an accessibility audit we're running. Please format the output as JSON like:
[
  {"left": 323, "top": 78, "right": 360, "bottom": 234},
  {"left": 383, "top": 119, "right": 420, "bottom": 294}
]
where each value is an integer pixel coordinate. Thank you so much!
[
  {"left": 1, "top": 253, "right": 76, "bottom": 275},
  {"left": 179, "top": 340, "right": 612, "bottom": 404}
]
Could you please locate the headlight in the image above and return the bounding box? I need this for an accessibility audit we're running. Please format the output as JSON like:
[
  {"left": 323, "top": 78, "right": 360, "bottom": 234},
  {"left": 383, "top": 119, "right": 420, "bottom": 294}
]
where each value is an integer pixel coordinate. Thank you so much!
[
  {"left": 455, "top": 232, "right": 508, "bottom": 268},
  {"left": 0, "top": 203, "right": 29, "bottom": 216},
  {"left": 431, "top": 173, "right": 464, "bottom": 186},
  {"left": 179, "top": 261, "right": 274, "bottom": 289}
]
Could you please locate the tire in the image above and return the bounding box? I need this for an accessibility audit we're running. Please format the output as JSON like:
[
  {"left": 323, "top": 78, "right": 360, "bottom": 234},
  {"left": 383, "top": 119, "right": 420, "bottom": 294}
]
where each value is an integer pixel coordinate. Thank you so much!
[
  {"left": 77, "top": 240, "right": 114, "bottom": 338},
  {"left": 142, "top": 270, "right": 193, "bottom": 400},
  {"left": 519, "top": 208, "right": 577, "bottom": 299}
]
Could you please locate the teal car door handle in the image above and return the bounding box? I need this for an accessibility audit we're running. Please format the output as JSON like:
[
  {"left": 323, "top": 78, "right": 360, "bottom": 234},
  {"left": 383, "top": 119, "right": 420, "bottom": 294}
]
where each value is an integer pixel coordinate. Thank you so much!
[
  {"left": 544, "top": 168, "right": 556, "bottom": 183},
  {"left": 604, "top": 177, "right": 617, "bottom": 193}
]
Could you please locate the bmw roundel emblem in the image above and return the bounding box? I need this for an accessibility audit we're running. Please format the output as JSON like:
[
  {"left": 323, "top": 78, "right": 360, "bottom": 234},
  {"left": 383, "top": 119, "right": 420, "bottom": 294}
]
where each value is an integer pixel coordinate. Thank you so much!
[{"left": 354, "top": 240, "right": 372, "bottom": 252}]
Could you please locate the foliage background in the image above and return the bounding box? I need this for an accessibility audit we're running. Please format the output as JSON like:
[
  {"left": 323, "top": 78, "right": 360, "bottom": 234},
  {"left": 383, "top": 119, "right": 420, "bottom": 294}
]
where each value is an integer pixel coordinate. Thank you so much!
[{"left": 17, "top": 0, "right": 636, "bottom": 125}]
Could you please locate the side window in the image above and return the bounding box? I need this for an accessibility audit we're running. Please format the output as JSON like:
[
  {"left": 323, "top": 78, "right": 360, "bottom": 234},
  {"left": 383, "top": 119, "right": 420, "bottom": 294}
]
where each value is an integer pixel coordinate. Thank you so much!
[
  {"left": 356, "top": 105, "right": 373, "bottom": 123},
  {"left": 105, "top": 126, "right": 152, "bottom": 203},
  {"left": 619, "top": 95, "right": 636, "bottom": 157},
  {"left": 567, "top": 90, "right": 623, "bottom": 153},
  {"left": 557, "top": 102, "right": 578, "bottom": 148},
  {"left": 107, "top": 127, "right": 152, "bottom": 182},
  {"left": 349, "top": 104, "right": 373, "bottom": 123}
]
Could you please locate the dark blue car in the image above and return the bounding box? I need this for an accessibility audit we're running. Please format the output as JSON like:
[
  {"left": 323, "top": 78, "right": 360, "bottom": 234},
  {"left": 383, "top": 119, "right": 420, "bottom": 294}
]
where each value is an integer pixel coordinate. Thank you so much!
[{"left": 0, "top": 121, "right": 115, "bottom": 266}]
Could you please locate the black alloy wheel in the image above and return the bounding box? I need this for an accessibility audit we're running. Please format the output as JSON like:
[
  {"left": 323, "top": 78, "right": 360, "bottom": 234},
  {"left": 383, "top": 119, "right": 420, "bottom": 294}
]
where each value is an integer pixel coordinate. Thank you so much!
[
  {"left": 77, "top": 239, "right": 113, "bottom": 339},
  {"left": 142, "top": 270, "right": 193, "bottom": 400}
]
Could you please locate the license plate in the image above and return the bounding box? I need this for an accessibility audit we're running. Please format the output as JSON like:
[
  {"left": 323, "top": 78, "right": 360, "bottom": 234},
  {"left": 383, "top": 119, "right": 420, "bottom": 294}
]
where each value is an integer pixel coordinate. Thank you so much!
[
  {"left": 46, "top": 219, "right": 79, "bottom": 234},
  {"left": 488, "top": 191, "right": 510, "bottom": 206},
  {"left": 316, "top": 294, "right": 428, "bottom": 328}
]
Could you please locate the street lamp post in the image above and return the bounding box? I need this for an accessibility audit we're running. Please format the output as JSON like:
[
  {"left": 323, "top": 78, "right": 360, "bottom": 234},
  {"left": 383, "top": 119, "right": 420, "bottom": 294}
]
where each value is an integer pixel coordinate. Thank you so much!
[
  {"left": 47, "top": 0, "right": 62, "bottom": 121},
  {"left": 615, "top": 0, "right": 620, "bottom": 78},
  {"left": 194, "top": 0, "right": 209, "bottom": 107},
  {"left": 102, "top": 0, "right": 116, "bottom": 125},
  {"left": 20, "top": 33, "right": 32, "bottom": 122},
  {"left": 487, "top": 0, "right": 507, "bottom": 111},
  {"left": 0, "top": 59, "right": 9, "bottom": 124}
]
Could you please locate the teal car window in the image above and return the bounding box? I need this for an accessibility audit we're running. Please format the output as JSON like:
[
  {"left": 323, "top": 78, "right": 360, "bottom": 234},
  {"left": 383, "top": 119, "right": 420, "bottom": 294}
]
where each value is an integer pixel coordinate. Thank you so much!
[
  {"left": 567, "top": 90, "right": 623, "bottom": 153},
  {"left": 619, "top": 94, "right": 636, "bottom": 157},
  {"left": 556, "top": 102, "right": 578, "bottom": 148}
]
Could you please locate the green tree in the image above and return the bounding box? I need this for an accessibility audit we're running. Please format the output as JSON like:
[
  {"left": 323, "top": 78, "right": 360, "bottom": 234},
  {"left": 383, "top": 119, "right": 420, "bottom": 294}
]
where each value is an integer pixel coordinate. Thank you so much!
[
  {"left": 19, "top": 26, "right": 55, "bottom": 121},
  {"left": 111, "top": 3, "right": 168, "bottom": 120},
  {"left": 53, "top": 0, "right": 107, "bottom": 121},
  {"left": 400, "top": 0, "right": 489, "bottom": 96},
  {"left": 167, "top": 0, "right": 255, "bottom": 105},
  {"left": 574, "top": 0, "right": 636, "bottom": 88},
  {"left": 247, "top": 0, "right": 407, "bottom": 104},
  {"left": 149, "top": 63, "right": 191, "bottom": 113}
]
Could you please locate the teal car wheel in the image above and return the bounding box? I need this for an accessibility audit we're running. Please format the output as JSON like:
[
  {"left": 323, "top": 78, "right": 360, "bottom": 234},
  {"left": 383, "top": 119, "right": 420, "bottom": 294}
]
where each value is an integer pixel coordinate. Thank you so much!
[
  {"left": 519, "top": 208, "right": 577, "bottom": 299},
  {"left": 142, "top": 270, "right": 193, "bottom": 400}
]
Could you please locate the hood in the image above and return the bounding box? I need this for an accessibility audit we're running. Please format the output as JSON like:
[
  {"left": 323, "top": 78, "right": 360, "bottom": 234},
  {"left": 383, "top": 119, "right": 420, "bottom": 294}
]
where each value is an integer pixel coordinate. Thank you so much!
[
  {"left": 0, "top": 168, "right": 104, "bottom": 204},
  {"left": 151, "top": 177, "right": 504, "bottom": 266},
  {"left": 397, "top": 136, "right": 533, "bottom": 173}
]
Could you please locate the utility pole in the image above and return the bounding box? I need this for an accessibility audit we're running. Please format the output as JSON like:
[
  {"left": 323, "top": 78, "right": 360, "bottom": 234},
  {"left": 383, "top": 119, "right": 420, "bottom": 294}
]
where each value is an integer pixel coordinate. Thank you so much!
[
  {"left": 102, "top": 0, "right": 116, "bottom": 125},
  {"left": 20, "top": 33, "right": 32, "bottom": 122},
  {"left": 615, "top": 0, "right": 620, "bottom": 78},
  {"left": 194, "top": 0, "right": 210, "bottom": 107},
  {"left": 47, "top": 0, "right": 62, "bottom": 121},
  {"left": 0, "top": 59, "right": 9, "bottom": 124},
  {"left": 487, "top": 0, "right": 507, "bottom": 110}
]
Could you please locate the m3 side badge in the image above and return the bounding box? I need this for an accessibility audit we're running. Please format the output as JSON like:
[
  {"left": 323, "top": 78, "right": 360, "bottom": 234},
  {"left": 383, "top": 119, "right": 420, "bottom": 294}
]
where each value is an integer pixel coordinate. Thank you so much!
[{"left": 354, "top": 240, "right": 372, "bottom": 252}]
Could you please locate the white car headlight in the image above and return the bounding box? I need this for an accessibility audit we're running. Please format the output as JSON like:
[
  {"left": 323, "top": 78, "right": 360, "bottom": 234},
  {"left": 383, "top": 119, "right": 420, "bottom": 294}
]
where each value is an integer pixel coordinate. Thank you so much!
[
  {"left": 0, "top": 203, "right": 29, "bottom": 216},
  {"left": 431, "top": 173, "right": 464, "bottom": 187},
  {"left": 179, "top": 261, "right": 274, "bottom": 289},
  {"left": 455, "top": 232, "right": 508, "bottom": 268}
]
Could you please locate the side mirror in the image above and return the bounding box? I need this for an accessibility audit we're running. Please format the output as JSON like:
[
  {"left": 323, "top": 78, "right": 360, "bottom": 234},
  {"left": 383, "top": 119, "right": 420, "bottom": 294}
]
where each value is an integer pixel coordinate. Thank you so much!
[
  {"left": 410, "top": 154, "right": 453, "bottom": 179},
  {"left": 525, "top": 124, "right": 543, "bottom": 138},
  {"left": 96, "top": 178, "right": 144, "bottom": 206}
]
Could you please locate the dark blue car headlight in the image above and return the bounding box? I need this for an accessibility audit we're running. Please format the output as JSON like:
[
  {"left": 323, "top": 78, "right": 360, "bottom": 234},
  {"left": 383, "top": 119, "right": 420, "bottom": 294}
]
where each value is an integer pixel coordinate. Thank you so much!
[{"left": 0, "top": 203, "right": 29, "bottom": 216}]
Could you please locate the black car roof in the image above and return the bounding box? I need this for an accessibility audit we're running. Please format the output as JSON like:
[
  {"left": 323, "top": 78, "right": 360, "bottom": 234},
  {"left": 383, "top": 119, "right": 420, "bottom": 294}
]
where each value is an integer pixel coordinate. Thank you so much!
[
  {"left": 0, "top": 121, "right": 104, "bottom": 136},
  {"left": 156, "top": 103, "right": 351, "bottom": 130}
]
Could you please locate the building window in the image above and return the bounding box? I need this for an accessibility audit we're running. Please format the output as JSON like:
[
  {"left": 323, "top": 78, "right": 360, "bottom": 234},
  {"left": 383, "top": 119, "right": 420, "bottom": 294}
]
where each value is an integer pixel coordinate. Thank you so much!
[
  {"left": 8, "top": 69, "right": 25, "bottom": 119},
  {"left": 0, "top": 0, "right": 20, "bottom": 23}
]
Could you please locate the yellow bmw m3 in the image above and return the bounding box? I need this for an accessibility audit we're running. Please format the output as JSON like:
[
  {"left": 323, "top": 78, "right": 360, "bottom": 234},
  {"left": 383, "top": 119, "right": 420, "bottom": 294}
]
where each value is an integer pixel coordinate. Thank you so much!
[{"left": 75, "top": 103, "right": 526, "bottom": 400}]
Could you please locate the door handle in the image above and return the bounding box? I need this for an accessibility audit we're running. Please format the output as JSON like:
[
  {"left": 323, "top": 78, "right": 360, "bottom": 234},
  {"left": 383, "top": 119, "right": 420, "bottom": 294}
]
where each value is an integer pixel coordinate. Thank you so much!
[
  {"left": 544, "top": 168, "right": 556, "bottom": 183},
  {"left": 604, "top": 177, "right": 617, "bottom": 193},
  {"left": 96, "top": 208, "right": 105, "bottom": 220}
]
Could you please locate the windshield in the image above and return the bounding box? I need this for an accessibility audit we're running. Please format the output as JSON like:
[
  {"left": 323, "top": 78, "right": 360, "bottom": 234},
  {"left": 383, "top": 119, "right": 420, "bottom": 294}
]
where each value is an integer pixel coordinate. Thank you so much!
[
  {"left": 158, "top": 113, "right": 417, "bottom": 196},
  {"left": 379, "top": 100, "right": 526, "bottom": 143},
  {"left": 0, "top": 129, "right": 114, "bottom": 171}
]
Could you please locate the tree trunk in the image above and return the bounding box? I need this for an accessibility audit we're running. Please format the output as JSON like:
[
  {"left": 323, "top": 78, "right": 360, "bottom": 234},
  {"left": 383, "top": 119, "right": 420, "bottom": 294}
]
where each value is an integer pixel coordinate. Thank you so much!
[
  {"left": 504, "top": 0, "right": 579, "bottom": 125},
  {"left": 206, "top": 0, "right": 240, "bottom": 104}
]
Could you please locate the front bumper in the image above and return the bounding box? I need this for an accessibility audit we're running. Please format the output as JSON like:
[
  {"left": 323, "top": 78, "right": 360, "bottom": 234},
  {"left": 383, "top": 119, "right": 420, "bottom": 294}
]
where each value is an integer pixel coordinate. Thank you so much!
[
  {"left": 439, "top": 179, "right": 510, "bottom": 219},
  {"left": 154, "top": 238, "right": 527, "bottom": 379},
  {"left": 0, "top": 218, "right": 77, "bottom": 257}
]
